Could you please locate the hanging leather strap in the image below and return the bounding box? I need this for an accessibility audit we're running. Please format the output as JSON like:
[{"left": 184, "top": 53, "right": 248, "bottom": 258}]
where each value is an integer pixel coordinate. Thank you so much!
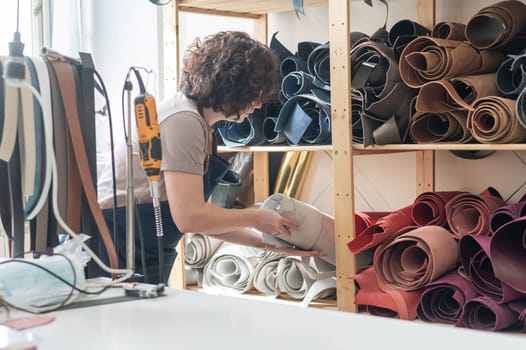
[{"left": 48, "top": 57, "right": 118, "bottom": 270}]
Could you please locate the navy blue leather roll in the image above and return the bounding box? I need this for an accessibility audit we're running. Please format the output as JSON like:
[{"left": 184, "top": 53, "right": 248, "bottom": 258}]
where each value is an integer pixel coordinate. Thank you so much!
[
  {"left": 496, "top": 52, "right": 526, "bottom": 98},
  {"left": 216, "top": 111, "right": 265, "bottom": 148},
  {"left": 270, "top": 32, "right": 293, "bottom": 63},
  {"left": 281, "top": 71, "right": 317, "bottom": 100},
  {"left": 306, "top": 43, "right": 330, "bottom": 86},
  {"left": 275, "top": 93, "right": 331, "bottom": 145}
]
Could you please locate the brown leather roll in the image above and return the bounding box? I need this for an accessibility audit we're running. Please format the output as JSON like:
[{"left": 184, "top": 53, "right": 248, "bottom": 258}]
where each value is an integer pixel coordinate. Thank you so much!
[
  {"left": 416, "top": 74, "right": 498, "bottom": 113},
  {"left": 399, "top": 37, "right": 504, "bottom": 88},
  {"left": 465, "top": 0, "right": 526, "bottom": 50},
  {"left": 431, "top": 22, "right": 466, "bottom": 41},
  {"left": 374, "top": 225, "right": 459, "bottom": 291},
  {"left": 468, "top": 96, "right": 526, "bottom": 144},
  {"left": 409, "top": 110, "right": 472, "bottom": 143}
]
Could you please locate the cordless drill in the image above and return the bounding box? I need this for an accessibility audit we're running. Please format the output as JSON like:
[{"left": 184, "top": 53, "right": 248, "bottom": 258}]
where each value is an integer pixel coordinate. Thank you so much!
[{"left": 132, "top": 68, "right": 165, "bottom": 283}]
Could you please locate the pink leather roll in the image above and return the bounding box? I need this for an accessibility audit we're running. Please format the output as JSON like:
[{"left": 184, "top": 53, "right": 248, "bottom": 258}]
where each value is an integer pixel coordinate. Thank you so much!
[
  {"left": 374, "top": 226, "right": 458, "bottom": 291},
  {"left": 412, "top": 191, "right": 464, "bottom": 226},
  {"left": 445, "top": 191, "right": 505, "bottom": 238}
]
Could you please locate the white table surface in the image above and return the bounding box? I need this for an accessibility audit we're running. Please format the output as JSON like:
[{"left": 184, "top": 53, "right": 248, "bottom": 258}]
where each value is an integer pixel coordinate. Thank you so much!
[{"left": 7, "top": 287, "right": 526, "bottom": 350}]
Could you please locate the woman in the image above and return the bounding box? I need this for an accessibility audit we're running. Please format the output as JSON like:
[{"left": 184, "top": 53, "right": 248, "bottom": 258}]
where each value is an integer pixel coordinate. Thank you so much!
[{"left": 99, "top": 31, "right": 319, "bottom": 284}]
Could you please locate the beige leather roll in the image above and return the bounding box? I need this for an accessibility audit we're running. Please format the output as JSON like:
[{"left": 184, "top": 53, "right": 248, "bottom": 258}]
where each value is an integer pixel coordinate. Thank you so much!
[{"left": 468, "top": 96, "right": 526, "bottom": 144}]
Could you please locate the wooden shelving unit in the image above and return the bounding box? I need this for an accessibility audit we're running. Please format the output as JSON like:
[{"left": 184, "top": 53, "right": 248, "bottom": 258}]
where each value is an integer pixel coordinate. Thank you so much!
[{"left": 163, "top": 0, "right": 522, "bottom": 312}]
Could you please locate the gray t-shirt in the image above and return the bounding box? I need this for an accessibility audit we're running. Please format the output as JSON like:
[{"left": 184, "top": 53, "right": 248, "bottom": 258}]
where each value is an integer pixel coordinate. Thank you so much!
[{"left": 98, "top": 92, "right": 212, "bottom": 209}]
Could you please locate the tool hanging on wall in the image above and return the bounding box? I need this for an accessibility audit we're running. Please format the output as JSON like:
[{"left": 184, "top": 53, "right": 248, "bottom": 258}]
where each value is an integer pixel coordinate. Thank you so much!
[{"left": 125, "top": 67, "right": 165, "bottom": 282}]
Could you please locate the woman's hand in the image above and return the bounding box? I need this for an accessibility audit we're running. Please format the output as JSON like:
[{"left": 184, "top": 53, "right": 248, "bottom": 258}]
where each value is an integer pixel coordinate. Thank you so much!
[
  {"left": 253, "top": 209, "right": 299, "bottom": 237},
  {"left": 262, "top": 245, "right": 324, "bottom": 257}
]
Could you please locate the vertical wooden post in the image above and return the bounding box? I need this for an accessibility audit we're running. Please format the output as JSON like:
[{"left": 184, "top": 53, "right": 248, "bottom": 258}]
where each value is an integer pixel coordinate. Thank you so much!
[
  {"left": 167, "top": 0, "right": 186, "bottom": 289},
  {"left": 329, "top": 0, "right": 356, "bottom": 312},
  {"left": 252, "top": 14, "right": 271, "bottom": 203},
  {"left": 415, "top": 0, "right": 436, "bottom": 194}
]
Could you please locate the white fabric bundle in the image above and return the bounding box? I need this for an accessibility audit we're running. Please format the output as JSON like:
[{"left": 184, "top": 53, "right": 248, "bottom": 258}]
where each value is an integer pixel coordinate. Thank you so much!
[
  {"left": 260, "top": 193, "right": 336, "bottom": 265},
  {"left": 184, "top": 233, "right": 224, "bottom": 268},
  {"left": 202, "top": 243, "right": 263, "bottom": 294},
  {"left": 252, "top": 252, "right": 285, "bottom": 295}
]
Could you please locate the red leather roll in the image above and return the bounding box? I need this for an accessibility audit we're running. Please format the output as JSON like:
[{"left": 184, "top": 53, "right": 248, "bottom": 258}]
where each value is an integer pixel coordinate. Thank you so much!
[
  {"left": 347, "top": 205, "right": 415, "bottom": 254},
  {"left": 412, "top": 191, "right": 464, "bottom": 226}
]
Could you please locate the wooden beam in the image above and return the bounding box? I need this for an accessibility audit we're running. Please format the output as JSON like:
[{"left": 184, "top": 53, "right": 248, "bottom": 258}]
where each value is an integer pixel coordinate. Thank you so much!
[
  {"left": 416, "top": 0, "right": 436, "bottom": 29},
  {"left": 329, "top": 0, "right": 356, "bottom": 312}
]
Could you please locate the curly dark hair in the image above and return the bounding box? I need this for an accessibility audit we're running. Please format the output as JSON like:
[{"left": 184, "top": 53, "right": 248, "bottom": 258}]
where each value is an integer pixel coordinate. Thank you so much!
[{"left": 179, "top": 31, "right": 280, "bottom": 117}]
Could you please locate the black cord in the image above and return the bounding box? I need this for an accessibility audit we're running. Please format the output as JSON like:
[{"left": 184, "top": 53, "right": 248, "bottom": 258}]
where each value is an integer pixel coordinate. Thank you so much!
[
  {"left": 16, "top": 0, "right": 20, "bottom": 32},
  {"left": 94, "top": 69, "right": 120, "bottom": 261},
  {"left": 0, "top": 253, "right": 110, "bottom": 314}
]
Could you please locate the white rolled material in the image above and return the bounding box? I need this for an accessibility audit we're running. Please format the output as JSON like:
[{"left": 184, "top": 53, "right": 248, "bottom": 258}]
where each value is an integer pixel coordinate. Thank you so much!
[
  {"left": 260, "top": 193, "right": 335, "bottom": 265},
  {"left": 185, "top": 233, "right": 224, "bottom": 268},
  {"left": 202, "top": 243, "right": 263, "bottom": 294},
  {"left": 252, "top": 252, "right": 285, "bottom": 295}
]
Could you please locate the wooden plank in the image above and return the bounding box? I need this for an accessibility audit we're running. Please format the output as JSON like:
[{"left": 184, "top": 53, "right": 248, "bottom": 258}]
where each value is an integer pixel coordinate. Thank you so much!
[
  {"left": 416, "top": 150, "right": 435, "bottom": 194},
  {"left": 161, "top": 0, "right": 180, "bottom": 98},
  {"left": 217, "top": 145, "right": 333, "bottom": 153},
  {"left": 329, "top": 0, "right": 356, "bottom": 313},
  {"left": 253, "top": 152, "right": 270, "bottom": 202},
  {"left": 416, "top": 0, "right": 436, "bottom": 29},
  {"left": 253, "top": 14, "right": 268, "bottom": 44},
  {"left": 168, "top": 0, "right": 186, "bottom": 290},
  {"left": 176, "top": 6, "right": 261, "bottom": 18},
  {"left": 178, "top": 0, "right": 327, "bottom": 15}
]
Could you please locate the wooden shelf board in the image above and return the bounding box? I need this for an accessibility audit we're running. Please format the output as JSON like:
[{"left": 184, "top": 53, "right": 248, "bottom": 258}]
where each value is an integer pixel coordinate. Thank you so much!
[
  {"left": 218, "top": 143, "right": 526, "bottom": 154},
  {"left": 217, "top": 145, "right": 333, "bottom": 153},
  {"left": 186, "top": 284, "right": 337, "bottom": 310},
  {"left": 178, "top": 0, "right": 327, "bottom": 16}
]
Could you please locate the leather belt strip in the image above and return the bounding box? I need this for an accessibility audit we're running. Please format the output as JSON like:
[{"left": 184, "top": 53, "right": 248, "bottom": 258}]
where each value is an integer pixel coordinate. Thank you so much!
[
  {"left": 417, "top": 271, "right": 477, "bottom": 325},
  {"left": 20, "top": 60, "right": 36, "bottom": 201},
  {"left": 465, "top": 0, "right": 526, "bottom": 50},
  {"left": 373, "top": 225, "right": 458, "bottom": 291},
  {"left": 78, "top": 54, "right": 100, "bottom": 272},
  {"left": 26, "top": 56, "right": 53, "bottom": 222},
  {"left": 9, "top": 120, "right": 24, "bottom": 257},
  {"left": 459, "top": 234, "right": 525, "bottom": 304},
  {"left": 23, "top": 57, "right": 44, "bottom": 218},
  {"left": 0, "top": 59, "right": 11, "bottom": 240},
  {"left": 468, "top": 96, "right": 526, "bottom": 144},
  {"left": 44, "top": 58, "right": 68, "bottom": 238},
  {"left": 399, "top": 37, "right": 505, "bottom": 88},
  {"left": 0, "top": 68, "right": 19, "bottom": 161},
  {"left": 47, "top": 58, "right": 118, "bottom": 270}
]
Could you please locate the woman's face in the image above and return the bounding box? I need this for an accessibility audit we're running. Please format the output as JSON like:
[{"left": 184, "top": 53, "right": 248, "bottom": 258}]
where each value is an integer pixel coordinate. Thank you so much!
[{"left": 226, "top": 101, "right": 263, "bottom": 123}]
